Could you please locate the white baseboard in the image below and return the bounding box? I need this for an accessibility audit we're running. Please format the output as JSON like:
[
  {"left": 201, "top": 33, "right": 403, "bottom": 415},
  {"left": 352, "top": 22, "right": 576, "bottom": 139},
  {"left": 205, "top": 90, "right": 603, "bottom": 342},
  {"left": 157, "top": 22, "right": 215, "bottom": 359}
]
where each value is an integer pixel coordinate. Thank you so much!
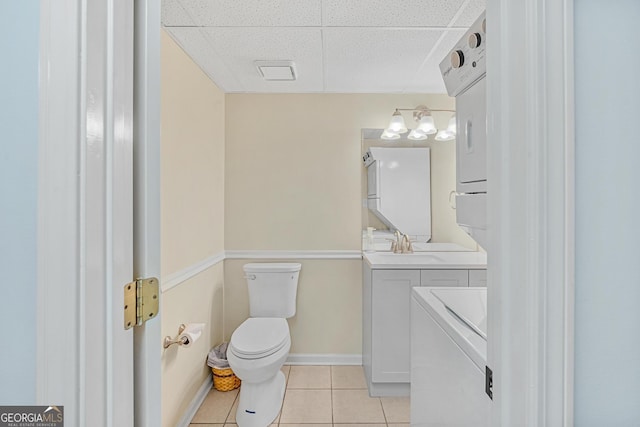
[
  {"left": 286, "top": 353, "right": 363, "bottom": 366},
  {"left": 176, "top": 374, "right": 213, "bottom": 427}
]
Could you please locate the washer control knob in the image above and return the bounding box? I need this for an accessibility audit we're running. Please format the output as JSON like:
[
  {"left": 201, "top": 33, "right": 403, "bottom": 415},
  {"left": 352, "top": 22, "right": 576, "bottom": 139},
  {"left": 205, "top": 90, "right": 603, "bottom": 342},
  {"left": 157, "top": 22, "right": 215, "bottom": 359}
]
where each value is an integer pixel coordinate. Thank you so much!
[
  {"left": 451, "top": 50, "right": 465, "bottom": 68},
  {"left": 468, "top": 33, "right": 482, "bottom": 48}
]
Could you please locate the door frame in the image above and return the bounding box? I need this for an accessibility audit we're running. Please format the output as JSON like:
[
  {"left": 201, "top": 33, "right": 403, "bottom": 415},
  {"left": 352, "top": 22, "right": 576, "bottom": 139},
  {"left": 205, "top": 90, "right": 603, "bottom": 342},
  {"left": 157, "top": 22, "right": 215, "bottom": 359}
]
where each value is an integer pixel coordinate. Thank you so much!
[
  {"left": 486, "top": 0, "right": 575, "bottom": 425},
  {"left": 37, "top": 0, "right": 161, "bottom": 425},
  {"left": 133, "top": 0, "right": 162, "bottom": 425}
]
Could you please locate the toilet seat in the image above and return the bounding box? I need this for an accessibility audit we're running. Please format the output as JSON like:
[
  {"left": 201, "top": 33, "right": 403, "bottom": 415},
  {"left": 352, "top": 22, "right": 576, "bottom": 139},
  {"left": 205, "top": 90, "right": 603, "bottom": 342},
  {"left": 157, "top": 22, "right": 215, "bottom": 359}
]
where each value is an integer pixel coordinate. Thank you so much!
[{"left": 230, "top": 318, "right": 289, "bottom": 360}]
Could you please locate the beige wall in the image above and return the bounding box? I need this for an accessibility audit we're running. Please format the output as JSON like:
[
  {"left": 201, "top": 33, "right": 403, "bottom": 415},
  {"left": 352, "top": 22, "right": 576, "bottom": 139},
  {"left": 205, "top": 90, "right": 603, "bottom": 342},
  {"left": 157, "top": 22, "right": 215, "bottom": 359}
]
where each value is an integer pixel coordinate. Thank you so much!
[
  {"left": 224, "top": 94, "right": 473, "bottom": 354},
  {"left": 224, "top": 259, "right": 362, "bottom": 354},
  {"left": 160, "top": 30, "right": 225, "bottom": 427},
  {"left": 225, "top": 93, "right": 467, "bottom": 249}
]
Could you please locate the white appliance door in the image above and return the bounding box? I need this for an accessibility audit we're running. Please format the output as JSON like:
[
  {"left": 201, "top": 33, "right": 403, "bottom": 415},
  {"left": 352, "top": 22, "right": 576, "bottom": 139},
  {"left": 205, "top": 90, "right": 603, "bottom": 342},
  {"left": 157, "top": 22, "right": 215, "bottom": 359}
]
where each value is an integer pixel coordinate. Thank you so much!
[
  {"left": 456, "top": 193, "right": 487, "bottom": 249},
  {"left": 456, "top": 77, "right": 487, "bottom": 192}
]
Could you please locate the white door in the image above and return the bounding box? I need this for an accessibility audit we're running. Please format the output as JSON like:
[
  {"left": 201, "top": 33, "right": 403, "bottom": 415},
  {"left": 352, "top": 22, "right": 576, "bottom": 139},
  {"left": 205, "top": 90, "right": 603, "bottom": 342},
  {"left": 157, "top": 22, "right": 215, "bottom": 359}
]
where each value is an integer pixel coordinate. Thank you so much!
[{"left": 84, "top": 0, "right": 135, "bottom": 424}]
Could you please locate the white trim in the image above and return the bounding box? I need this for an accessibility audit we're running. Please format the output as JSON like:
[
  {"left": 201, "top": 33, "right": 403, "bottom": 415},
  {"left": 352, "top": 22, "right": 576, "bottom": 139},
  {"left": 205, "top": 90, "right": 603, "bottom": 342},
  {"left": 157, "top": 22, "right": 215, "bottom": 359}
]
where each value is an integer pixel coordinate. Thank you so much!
[
  {"left": 286, "top": 353, "right": 363, "bottom": 366},
  {"left": 487, "top": 0, "right": 574, "bottom": 425},
  {"left": 175, "top": 375, "right": 213, "bottom": 427},
  {"left": 225, "top": 250, "right": 363, "bottom": 260},
  {"left": 133, "top": 0, "right": 162, "bottom": 424},
  {"left": 162, "top": 250, "right": 360, "bottom": 293},
  {"left": 162, "top": 252, "right": 226, "bottom": 293}
]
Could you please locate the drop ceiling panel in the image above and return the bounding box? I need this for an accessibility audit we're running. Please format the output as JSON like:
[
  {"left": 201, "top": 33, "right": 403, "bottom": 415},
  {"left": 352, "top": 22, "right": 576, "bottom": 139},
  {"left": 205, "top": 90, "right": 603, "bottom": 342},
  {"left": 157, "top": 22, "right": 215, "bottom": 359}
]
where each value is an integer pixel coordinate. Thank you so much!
[
  {"left": 201, "top": 27, "right": 324, "bottom": 92},
  {"left": 322, "top": 0, "right": 467, "bottom": 27},
  {"left": 166, "top": 27, "right": 245, "bottom": 91},
  {"left": 323, "top": 28, "right": 443, "bottom": 92},
  {"left": 170, "top": 0, "right": 322, "bottom": 27},
  {"left": 452, "top": 0, "right": 486, "bottom": 27},
  {"left": 406, "top": 29, "right": 466, "bottom": 93},
  {"left": 162, "top": 0, "right": 194, "bottom": 26},
  {"left": 161, "top": 0, "right": 486, "bottom": 93}
]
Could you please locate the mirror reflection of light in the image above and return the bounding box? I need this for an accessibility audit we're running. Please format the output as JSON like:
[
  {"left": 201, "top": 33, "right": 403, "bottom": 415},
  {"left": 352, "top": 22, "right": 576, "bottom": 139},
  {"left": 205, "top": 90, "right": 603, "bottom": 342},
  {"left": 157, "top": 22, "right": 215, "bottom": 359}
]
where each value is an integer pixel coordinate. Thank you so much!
[
  {"left": 381, "top": 129, "right": 400, "bottom": 140},
  {"left": 388, "top": 161, "right": 399, "bottom": 169},
  {"left": 408, "top": 129, "right": 428, "bottom": 140}
]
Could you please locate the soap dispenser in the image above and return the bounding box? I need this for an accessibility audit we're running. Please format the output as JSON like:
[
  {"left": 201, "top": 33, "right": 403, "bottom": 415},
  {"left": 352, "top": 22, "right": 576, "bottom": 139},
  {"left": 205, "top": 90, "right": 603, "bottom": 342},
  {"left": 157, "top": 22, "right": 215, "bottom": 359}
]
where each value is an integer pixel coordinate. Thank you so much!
[{"left": 364, "top": 227, "right": 376, "bottom": 252}]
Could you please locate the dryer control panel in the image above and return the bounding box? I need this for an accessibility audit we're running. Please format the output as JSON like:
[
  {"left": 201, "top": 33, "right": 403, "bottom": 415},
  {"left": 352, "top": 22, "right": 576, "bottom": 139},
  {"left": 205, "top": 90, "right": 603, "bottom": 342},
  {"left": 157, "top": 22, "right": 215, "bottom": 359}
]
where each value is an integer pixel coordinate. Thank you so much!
[{"left": 440, "top": 12, "right": 486, "bottom": 97}]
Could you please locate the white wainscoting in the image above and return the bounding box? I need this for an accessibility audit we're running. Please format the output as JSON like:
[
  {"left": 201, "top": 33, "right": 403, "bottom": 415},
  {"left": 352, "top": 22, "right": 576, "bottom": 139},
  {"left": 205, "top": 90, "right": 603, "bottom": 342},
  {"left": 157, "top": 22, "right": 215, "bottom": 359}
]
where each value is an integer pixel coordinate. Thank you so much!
[
  {"left": 161, "top": 252, "right": 225, "bottom": 293},
  {"left": 225, "top": 250, "right": 363, "bottom": 260},
  {"left": 162, "top": 250, "right": 362, "bottom": 293}
]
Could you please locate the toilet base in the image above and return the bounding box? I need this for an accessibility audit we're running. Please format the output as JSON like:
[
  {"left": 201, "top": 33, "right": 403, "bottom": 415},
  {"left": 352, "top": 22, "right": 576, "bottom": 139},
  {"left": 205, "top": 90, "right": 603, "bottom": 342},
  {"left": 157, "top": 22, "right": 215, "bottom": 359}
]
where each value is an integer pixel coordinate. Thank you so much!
[{"left": 235, "top": 370, "right": 286, "bottom": 427}]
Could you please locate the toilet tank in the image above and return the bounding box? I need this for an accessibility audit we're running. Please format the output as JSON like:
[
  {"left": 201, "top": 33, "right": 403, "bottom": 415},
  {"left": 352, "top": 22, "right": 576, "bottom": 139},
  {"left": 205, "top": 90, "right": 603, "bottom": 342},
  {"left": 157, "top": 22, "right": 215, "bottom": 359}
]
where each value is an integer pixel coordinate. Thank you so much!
[{"left": 243, "top": 263, "right": 301, "bottom": 318}]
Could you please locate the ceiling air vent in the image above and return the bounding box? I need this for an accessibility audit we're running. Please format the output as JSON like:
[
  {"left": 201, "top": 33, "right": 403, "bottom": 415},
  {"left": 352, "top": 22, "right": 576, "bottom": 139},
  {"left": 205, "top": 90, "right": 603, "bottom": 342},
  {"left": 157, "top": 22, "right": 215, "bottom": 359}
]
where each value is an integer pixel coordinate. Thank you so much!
[{"left": 254, "top": 60, "right": 296, "bottom": 81}]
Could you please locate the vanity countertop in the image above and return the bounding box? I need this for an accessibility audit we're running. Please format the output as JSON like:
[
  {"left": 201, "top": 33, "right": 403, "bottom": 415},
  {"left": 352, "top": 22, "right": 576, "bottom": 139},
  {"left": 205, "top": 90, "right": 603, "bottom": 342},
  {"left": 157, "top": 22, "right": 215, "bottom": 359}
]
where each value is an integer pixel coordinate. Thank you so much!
[{"left": 363, "top": 251, "right": 487, "bottom": 269}]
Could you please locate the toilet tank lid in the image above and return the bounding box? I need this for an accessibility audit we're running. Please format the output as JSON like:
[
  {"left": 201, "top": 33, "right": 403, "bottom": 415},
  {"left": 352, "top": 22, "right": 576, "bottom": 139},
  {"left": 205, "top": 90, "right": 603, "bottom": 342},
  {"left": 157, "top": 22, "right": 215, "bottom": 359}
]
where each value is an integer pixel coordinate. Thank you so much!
[{"left": 243, "top": 263, "right": 302, "bottom": 273}]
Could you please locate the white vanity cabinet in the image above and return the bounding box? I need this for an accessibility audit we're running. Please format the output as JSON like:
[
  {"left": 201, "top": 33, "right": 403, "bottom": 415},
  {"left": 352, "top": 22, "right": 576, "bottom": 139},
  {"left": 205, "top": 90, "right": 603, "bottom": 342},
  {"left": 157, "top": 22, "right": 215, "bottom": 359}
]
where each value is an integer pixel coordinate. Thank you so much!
[{"left": 362, "top": 259, "right": 487, "bottom": 397}]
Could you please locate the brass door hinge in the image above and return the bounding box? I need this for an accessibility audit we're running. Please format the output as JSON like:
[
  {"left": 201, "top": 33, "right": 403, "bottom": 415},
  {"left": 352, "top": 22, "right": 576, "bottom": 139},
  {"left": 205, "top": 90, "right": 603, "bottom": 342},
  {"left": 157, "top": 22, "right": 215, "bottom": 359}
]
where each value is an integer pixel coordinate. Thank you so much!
[{"left": 124, "top": 277, "right": 159, "bottom": 330}]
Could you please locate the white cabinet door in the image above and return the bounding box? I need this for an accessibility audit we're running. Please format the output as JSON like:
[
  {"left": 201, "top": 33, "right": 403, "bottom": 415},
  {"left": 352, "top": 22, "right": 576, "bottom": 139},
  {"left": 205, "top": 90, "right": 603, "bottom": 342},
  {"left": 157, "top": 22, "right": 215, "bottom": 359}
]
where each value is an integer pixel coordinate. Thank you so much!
[
  {"left": 469, "top": 269, "right": 488, "bottom": 287},
  {"left": 421, "top": 270, "right": 469, "bottom": 287},
  {"left": 456, "top": 77, "right": 487, "bottom": 191},
  {"left": 372, "top": 269, "right": 420, "bottom": 383}
]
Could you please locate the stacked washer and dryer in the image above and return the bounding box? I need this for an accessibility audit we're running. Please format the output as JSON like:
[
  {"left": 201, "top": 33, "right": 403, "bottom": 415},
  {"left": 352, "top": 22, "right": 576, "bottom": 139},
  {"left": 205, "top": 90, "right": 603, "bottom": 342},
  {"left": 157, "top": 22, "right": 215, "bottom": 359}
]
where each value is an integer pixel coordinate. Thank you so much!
[{"left": 410, "top": 12, "right": 490, "bottom": 427}]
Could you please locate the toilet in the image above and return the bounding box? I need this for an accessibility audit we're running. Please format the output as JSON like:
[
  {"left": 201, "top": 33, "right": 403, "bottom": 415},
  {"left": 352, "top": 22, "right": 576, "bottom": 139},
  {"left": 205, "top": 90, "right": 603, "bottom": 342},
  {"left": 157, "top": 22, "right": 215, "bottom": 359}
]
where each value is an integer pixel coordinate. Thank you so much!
[{"left": 227, "top": 262, "right": 301, "bottom": 427}]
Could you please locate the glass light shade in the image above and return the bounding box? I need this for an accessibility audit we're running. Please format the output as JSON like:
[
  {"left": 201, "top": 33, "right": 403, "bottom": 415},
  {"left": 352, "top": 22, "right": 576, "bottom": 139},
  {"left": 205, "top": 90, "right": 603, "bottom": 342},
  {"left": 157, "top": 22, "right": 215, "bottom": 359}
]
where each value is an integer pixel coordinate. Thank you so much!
[
  {"left": 416, "top": 115, "right": 437, "bottom": 135},
  {"left": 435, "top": 130, "right": 455, "bottom": 141},
  {"left": 381, "top": 129, "right": 400, "bottom": 140},
  {"left": 408, "top": 129, "right": 428, "bottom": 141},
  {"left": 446, "top": 115, "right": 457, "bottom": 134},
  {"left": 387, "top": 111, "right": 407, "bottom": 133}
]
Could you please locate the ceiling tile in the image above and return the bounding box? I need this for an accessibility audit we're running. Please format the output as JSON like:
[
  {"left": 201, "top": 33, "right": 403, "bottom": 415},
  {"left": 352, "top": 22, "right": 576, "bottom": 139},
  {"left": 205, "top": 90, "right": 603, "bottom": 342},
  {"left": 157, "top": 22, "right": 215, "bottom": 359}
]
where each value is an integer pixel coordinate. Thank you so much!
[
  {"left": 171, "top": 0, "right": 322, "bottom": 27},
  {"left": 407, "top": 29, "right": 466, "bottom": 93},
  {"left": 165, "top": 27, "right": 245, "bottom": 91},
  {"left": 322, "top": 0, "right": 467, "bottom": 27},
  {"left": 200, "top": 27, "right": 324, "bottom": 92},
  {"left": 162, "top": 0, "right": 194, "bottom": 26},
  {"left": 323, "top": 28, "right": 443, "bottom": 92},
  {"left": 452, "top": 0, "right": 486, "bottom": 27}
]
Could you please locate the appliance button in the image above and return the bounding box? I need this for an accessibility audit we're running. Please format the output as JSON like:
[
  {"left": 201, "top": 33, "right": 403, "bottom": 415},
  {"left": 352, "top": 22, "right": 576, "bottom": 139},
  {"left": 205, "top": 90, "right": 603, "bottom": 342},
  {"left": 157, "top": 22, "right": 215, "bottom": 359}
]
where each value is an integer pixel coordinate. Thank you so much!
[
  {"left": 468, "top": 33, "right": 482, "bottom": 49},
  {"left": 451, "top": 50, "right": 465, "bottom": 69}
]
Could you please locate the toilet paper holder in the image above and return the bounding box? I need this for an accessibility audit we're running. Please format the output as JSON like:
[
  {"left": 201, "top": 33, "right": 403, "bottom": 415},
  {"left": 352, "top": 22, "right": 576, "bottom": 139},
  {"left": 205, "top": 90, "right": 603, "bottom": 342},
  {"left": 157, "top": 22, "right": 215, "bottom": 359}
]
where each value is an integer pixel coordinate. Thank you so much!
[{"left": 163, "top": 324, "right": 187, "bottom": 349}]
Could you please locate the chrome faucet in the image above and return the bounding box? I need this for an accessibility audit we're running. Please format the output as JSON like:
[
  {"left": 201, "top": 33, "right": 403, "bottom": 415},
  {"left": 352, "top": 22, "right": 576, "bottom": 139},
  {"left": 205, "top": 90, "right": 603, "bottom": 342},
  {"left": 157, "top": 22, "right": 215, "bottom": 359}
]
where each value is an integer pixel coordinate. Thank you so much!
[
  {"left": 401, "top": 234, "right": 414, "bottom": 253},
  {"left": 393, "top": 230, "right": 403, "bottom": 253}
]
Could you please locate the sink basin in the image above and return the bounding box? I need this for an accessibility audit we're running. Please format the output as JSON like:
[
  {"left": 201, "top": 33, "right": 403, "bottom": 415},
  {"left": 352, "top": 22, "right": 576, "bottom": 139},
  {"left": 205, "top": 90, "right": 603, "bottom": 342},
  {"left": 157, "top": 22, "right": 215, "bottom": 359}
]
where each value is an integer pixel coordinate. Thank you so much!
[
  {"left": 363, "top": 242, "right": 474, "bottom": 252},
  {"left": 368, "top": 252, "right": 445, "bottom": 263}
]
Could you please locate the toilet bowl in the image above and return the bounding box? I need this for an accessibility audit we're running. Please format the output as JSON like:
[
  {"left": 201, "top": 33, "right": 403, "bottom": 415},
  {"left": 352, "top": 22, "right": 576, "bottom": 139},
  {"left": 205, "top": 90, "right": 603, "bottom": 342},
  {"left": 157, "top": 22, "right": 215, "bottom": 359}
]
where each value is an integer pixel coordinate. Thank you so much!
[
  {"left": 227, "top": 263, "right": 301, "bottom": 427},
  {"left": 228, "top": 318, "right": 291, "bottom": 427}
]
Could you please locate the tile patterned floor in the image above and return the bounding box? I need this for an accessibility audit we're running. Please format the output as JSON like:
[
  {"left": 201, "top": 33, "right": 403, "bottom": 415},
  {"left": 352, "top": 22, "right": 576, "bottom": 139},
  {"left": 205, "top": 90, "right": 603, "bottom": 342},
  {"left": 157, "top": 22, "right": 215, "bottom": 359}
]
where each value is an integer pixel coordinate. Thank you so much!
[{"left": 189, "top": 365, "right": 410, "bottom": 427}]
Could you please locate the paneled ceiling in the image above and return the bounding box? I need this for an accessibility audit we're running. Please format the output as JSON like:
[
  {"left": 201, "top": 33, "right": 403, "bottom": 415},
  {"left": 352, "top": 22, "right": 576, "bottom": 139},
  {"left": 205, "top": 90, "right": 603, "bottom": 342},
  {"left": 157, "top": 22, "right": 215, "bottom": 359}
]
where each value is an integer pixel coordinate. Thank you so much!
[{"left": 162, "top": 0, "right": 485, "bottom": 93}]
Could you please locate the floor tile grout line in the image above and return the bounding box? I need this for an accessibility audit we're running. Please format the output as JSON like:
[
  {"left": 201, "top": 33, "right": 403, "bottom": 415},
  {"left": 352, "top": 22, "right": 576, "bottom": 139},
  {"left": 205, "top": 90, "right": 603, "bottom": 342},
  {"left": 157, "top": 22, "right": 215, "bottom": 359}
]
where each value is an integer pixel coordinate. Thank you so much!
[{"left": 330, "top": 365, "right": 334, "bottom": 425}]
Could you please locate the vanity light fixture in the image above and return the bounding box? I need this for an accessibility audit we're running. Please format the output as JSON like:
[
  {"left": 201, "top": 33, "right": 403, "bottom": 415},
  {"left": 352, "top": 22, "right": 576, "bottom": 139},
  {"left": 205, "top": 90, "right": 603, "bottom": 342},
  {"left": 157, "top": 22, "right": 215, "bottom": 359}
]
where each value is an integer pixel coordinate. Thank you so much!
[
  {"left": 382, "top": 105, "right": 456, "bottom": 141},
  {"left": 435, "top": 115, "right": 457, "bottom": 141}
]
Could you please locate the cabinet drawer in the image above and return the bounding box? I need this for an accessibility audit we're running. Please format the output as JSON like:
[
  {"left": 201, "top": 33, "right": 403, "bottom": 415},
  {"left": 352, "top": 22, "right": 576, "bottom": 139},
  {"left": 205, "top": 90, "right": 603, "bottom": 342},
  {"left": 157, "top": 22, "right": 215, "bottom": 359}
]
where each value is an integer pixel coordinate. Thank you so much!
[
  {"left": 420, "top": 269, "right": 469, "bottom": 287},
  {"left": 469, "top": 269, "right": 487, "bottom": 287}
]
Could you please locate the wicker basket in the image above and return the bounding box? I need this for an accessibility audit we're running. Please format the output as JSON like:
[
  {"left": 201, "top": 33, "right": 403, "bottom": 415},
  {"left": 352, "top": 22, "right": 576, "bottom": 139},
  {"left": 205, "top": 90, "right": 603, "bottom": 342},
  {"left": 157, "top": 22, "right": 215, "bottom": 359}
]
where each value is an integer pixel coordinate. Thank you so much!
[{"left": 211, "top": 367, "right": 241, "bottom": 392}]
